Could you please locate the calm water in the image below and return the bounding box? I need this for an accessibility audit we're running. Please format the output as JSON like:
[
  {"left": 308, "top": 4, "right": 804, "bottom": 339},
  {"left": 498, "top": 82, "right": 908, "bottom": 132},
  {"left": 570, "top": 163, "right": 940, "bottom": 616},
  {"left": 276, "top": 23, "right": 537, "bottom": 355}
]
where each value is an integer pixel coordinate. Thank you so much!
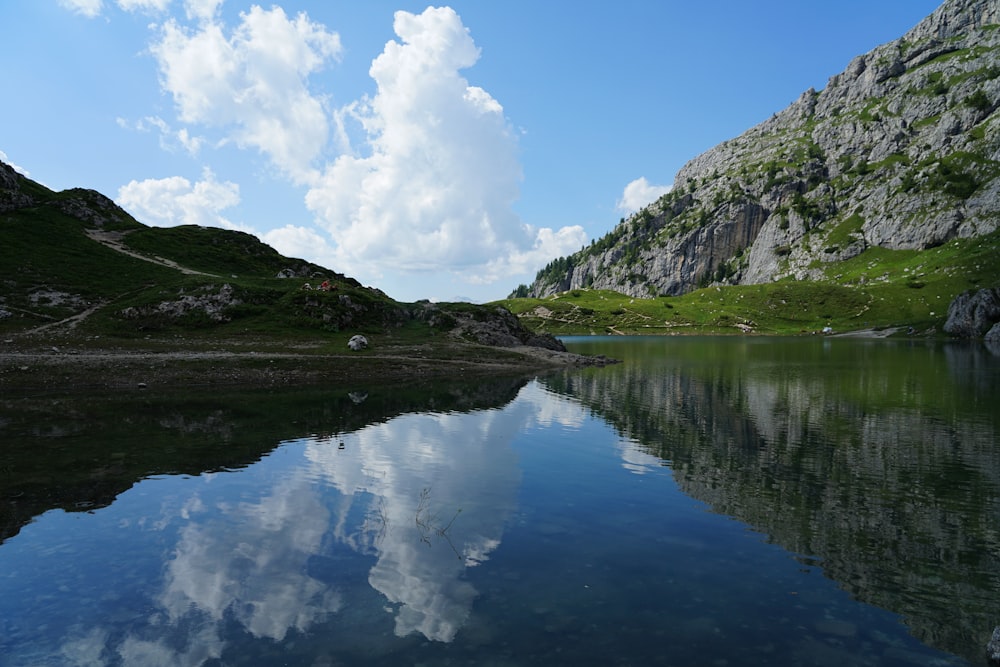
[{"left": 1, "top": 336, "right": 998, "bottom": 666}]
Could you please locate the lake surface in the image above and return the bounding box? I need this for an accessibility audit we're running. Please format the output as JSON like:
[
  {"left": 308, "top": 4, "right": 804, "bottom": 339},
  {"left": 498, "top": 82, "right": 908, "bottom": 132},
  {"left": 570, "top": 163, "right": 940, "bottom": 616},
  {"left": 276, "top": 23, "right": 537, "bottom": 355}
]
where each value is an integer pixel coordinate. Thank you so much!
[{"left": 1, "top": 336, "right": 998, "bottom": 666}]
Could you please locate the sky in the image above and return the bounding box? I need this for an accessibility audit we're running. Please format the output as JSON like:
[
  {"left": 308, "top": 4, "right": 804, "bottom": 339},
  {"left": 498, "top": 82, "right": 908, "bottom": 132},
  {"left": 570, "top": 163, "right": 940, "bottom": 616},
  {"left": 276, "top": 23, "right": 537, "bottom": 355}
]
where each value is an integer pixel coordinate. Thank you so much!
[{"left": 0, "top": 0, "right": 943, "bottom": 303}]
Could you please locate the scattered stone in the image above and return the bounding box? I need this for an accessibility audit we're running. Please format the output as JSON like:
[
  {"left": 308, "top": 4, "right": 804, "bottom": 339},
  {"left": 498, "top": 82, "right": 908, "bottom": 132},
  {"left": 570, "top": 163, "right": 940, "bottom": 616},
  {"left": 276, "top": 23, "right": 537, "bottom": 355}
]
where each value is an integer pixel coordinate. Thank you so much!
[
  {"left": 137, "top": 382, "right": 147, "bottom": 389},
  {"left": 348, "top": 334, "right": 368, "bottom": 351}
]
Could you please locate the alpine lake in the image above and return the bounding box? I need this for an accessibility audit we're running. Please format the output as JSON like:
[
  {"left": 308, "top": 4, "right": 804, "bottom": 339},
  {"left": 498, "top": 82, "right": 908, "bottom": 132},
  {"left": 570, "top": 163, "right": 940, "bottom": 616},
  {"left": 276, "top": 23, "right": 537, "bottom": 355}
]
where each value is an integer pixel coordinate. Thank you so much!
[{"left": 1, "top": 335, "right": 998, "bottom": 667}]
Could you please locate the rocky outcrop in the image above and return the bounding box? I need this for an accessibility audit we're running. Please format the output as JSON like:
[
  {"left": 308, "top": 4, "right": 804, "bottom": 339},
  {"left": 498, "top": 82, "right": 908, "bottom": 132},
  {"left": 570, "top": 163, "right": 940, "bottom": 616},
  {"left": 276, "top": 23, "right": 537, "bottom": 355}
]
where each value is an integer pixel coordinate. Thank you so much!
[
  {"left": 120, "top": 283, "right": 242, "bottom": 324},
  {"left": 52, "top": 189, "right": 141, "bottom": 230},
  {"left": 522, "top": 0, "right": 1000, "bottom": 299},
  {"left": 0, "top": 161, "right": 35, "bottom": 212},
  {"left": 944, "top": 287, "right": 1000, "bottom": 337},
  {"left": 435, "top": 304, "right": 567, "bottom": 351}
]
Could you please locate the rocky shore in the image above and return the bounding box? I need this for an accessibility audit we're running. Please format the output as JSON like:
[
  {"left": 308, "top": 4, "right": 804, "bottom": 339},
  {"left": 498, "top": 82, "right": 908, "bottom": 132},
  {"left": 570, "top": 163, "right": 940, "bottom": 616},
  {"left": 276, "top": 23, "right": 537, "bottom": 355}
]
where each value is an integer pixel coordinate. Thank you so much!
[{"left": 0, "top": 337, "right": 616, "bottom": 395}]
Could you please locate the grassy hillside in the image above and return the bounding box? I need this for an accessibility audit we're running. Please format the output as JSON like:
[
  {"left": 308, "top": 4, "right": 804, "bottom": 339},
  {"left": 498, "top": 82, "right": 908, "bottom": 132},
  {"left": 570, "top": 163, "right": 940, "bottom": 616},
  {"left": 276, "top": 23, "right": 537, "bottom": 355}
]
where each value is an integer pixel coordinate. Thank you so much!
[
  {"left": 495, "top": 228, "right": 1000, "bottom": 336},
  {"left": 0, "top": 177, "right": 478, "bottom": 347}
]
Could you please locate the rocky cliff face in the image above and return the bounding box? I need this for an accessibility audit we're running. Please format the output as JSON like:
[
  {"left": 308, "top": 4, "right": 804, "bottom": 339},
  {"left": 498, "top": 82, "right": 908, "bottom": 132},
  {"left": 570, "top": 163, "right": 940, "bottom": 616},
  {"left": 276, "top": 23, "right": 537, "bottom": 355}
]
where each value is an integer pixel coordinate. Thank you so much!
[{"left": 523, "top": 0, "right": 1000, "bottom": 298}]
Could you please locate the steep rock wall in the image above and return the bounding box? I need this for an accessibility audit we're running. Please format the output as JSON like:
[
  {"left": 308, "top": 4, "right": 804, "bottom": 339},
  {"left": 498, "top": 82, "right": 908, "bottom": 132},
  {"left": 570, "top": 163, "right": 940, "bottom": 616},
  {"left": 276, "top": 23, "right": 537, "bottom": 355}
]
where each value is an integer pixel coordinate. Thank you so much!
[{"left": 525, "top": 0, "right": 1000, "bottom": 298}]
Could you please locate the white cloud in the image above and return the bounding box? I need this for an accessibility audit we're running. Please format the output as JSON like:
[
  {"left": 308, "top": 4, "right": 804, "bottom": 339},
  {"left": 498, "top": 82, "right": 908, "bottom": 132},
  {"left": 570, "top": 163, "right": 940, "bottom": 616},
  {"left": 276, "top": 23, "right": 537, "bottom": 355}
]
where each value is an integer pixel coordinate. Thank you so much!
[
  {"left": 304, "top": 6, "right": 583, "bottom": 287},
  {"left": 59, "top": 0, "right": 170, "bottom": 17},
  {"left": 116, "top": 167, "right": 241, "bottom": 229},
  {"left": 0, "top": 150, "right": 30, "bottom": 177},
  {"left": 149, "top": 5, "right": 342, "bottom": 183},
  {"left": 617, "top": 176, "right": 672, "bottom": 214},
  {"left": 262, "top": 224, "right": 344, "bottom": 270},
  {"left": 119, "top": 115, "right": 205, "bottom": 155},
  {"left": 116, "top": 0, "right": 170, "bottom": 13},
  {"left": 477, "top": 225, "right": 587, "bottom": 286},
  {"left": 184, "top": 0, "right": 221, "bottom": 22},
  {"left": 76, "top": 3, "right": 577, "bottom": 296},
  {"left": 58, "top": 0, "right": 103, "bottom": 18}
]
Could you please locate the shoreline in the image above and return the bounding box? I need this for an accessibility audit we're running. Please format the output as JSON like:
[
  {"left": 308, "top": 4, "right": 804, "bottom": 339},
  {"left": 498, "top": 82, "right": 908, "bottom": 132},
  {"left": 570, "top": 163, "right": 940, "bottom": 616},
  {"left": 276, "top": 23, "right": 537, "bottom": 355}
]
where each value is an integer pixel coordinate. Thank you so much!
[{"left": 0, "top": 340, "right": 616, "bottom": 395}]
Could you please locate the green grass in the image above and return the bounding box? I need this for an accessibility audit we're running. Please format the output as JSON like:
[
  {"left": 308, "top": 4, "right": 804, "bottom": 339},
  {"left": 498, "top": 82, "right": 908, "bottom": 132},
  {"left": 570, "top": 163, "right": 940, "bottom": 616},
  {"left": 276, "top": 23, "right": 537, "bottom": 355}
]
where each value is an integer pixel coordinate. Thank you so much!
[
  {"left": 0, "top": 175, "right": 502, "bottom": 344},
  {"left": 5, "top": 159, "right": 1000, "bottom": 344},
  {"left": 495, "top": 285, "right": 871, "bottom": 336},
  {"left": 495, "top": 229, "right": 1000, "bottom": 336},
  {"left": 122, "top": 225, "right": 328, "bottom": 278},
  {"left": 823, "top": 213, "right": 865, "bottom": 251}
]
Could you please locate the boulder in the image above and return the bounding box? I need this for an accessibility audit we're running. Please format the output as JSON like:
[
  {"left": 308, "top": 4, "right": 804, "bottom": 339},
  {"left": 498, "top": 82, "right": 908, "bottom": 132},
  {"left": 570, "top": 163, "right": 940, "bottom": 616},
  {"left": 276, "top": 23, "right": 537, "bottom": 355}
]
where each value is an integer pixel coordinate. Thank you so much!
[
  {"left": 987, "top": 626, "right": 1000, "bottom": 664},
  {"left": 347, "top": 334, "right": 368, "bottom": 351},
  {"left": 944, "top": 288, "right": 1000, "bottom": 338}
]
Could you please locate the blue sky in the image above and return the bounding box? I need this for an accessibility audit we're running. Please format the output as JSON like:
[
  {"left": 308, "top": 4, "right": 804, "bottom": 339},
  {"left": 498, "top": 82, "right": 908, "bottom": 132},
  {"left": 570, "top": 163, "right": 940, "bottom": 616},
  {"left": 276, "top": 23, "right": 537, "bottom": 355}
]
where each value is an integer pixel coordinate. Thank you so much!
[{"left": 0, "top": 0, "right": 942, "bottom": 302}]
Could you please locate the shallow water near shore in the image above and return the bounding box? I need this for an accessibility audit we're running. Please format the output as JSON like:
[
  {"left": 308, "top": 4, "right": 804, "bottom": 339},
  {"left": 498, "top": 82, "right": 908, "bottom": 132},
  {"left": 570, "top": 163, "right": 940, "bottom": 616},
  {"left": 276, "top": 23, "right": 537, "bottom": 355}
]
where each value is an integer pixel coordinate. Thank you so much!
[{"left": 1, "top": 336, "right": 998, "bottom": 666}]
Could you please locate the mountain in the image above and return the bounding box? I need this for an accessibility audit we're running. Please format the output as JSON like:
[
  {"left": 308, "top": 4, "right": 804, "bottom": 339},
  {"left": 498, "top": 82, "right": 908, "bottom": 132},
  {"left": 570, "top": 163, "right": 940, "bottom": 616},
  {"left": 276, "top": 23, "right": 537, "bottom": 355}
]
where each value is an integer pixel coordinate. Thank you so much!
[
  {"left": 0, "top": 160, "right": 562, "bottom": 351},
  {"left": 517, "top": 0, "right": 1000, "bottom": 303}
]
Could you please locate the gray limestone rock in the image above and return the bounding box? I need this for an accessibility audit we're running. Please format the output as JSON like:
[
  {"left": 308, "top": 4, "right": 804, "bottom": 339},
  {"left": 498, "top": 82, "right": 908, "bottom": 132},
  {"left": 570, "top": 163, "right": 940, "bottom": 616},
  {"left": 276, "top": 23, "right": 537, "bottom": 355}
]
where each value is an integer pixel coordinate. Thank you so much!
[
  {"left": 944, "top": 288, "right": 1000, "bottom": 338},
  {"left": 987, "top": 625, "right": 1000, "bottom": 664},
  {"left": 523, "top": 0, "right": 1000, "bottom": 300}
]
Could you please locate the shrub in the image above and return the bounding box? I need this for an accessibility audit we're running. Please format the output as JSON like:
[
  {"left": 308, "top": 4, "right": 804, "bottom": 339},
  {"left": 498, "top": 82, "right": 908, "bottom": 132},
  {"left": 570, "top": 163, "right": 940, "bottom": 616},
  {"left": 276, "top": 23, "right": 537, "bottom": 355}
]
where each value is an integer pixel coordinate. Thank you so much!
[{"left": 965, "top": 89, "right": 991, "bottom": 112}]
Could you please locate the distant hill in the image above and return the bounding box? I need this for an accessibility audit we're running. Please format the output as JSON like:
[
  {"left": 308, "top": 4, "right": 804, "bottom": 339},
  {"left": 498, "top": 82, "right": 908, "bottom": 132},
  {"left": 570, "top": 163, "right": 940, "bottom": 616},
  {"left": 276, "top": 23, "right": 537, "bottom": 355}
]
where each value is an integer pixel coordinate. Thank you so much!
[
  {"left": 515, "top": 0, "right": 1000, "bottom": 313},
  {"left": 0, "top": 160, "right": 561, "bottom": 350},
  {"left": 0, "top": 160, "right": 395, "bottom": 339}
]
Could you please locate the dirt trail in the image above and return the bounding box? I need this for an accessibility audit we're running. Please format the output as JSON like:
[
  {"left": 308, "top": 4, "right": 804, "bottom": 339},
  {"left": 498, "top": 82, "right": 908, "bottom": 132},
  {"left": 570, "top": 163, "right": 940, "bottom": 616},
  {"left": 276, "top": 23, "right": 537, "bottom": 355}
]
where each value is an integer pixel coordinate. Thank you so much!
[
  {"left": 23, "top": 301, "right": 108, "bottom": 335},
  {"left": 18, "top": 232, "right": 214, "bottom": 336},
  {"left": 85, "top": 229, "right": 215, "bottom": 276}
]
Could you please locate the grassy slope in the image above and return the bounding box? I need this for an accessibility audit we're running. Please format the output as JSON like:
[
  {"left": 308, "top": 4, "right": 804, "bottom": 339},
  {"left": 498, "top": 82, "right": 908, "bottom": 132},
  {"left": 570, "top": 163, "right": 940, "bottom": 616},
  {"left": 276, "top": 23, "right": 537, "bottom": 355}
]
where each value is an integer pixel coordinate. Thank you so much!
[
  {"left": 0, "top": 186, "right": 441, "bottom": 345},
  {"left": 5, "top": 171, "right": 998, "bottom": 342},
  {"left": 495, "top": 228, "right": 1000, "bottom": 336}
]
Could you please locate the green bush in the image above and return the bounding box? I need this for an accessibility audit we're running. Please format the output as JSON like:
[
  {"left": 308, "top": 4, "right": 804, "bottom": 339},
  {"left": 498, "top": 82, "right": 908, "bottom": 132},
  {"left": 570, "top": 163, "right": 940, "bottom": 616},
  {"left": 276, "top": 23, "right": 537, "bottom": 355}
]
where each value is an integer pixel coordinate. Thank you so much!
[{"left": 965, "top": 89, "right": 991, "bottom": 112}]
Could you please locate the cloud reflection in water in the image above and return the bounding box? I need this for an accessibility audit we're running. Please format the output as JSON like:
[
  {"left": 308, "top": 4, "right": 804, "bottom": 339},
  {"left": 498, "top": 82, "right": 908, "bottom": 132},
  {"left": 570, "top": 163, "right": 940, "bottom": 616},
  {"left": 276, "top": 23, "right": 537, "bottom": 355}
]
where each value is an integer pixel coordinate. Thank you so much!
[{"left": 47, "top": 381, "right": 584, "bottom": 664}]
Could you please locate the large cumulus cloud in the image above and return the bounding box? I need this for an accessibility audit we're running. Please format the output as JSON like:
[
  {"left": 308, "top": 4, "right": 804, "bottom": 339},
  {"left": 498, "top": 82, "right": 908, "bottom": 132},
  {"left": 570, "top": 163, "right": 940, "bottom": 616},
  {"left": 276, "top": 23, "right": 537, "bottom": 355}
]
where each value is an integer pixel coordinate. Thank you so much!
[{"left": 298, "top": 6, "right": 585, "bottom": 284}]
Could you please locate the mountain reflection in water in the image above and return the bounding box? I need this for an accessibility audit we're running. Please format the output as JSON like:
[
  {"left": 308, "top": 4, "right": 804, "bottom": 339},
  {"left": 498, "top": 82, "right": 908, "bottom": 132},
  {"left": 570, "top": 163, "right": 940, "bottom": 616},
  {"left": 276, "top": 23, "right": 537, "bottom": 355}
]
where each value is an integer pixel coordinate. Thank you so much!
[
  {"left": 0, "top": 337, "right": 997, "bottom": 666},
  {"left": 550, "top": 335, "right": 1000, "bottom": 664}
]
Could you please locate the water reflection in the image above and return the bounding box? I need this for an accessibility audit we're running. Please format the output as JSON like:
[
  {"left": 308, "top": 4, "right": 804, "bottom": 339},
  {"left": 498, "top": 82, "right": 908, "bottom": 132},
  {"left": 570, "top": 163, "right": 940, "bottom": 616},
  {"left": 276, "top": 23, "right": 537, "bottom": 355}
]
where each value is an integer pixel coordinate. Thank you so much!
[
  {"left": 551, "top": 336, "right": 1000, "bottom": 663},
  {"left": 0, "top": 378, "right": 528, "bottom": 544},
  {"left": 1, "top": 338, "right": 997, "bottom": 665},
  {"left": 1, "top": 378, "right": 590, "bottom": 664},
  {"left": 303, "top": 406, "right": 525, "bottom": 642}
]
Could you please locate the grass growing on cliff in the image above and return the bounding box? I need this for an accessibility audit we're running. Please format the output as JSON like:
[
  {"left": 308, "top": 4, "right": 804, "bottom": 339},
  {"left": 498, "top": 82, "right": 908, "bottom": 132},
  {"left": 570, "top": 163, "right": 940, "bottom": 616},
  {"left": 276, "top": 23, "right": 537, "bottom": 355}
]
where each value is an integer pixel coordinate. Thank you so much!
[
  {"left": 495, "top": 228, "right": 1000, "bottom": 336},
  {"left": 494, "top": 285, "right": 873, "bottom": 336}
]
